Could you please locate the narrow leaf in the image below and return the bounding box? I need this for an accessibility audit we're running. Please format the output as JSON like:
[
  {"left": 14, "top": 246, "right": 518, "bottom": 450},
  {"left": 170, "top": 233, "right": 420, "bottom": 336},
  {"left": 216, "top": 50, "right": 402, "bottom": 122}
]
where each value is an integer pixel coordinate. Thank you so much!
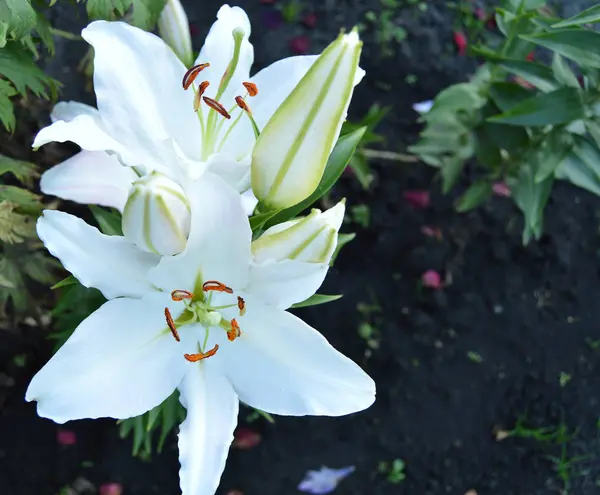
[
  {"left": 456, "top": 180, "right": 493, "bottom": 212},
  {"left": 552, "top": 5, "right": 600, "bottom": 28},
  {"left": 499, "top": 60, "right": 558, "bottom": 92},
  {"left": 291, "top": 293, "right": 343, "bottom": 308},
  {"left": 521, "top": 30, "right": 600, "bottom": 69}
]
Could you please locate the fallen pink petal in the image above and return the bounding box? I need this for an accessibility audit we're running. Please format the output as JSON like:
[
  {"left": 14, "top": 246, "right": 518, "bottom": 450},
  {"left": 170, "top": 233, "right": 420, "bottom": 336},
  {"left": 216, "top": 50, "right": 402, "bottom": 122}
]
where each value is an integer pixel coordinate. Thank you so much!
[
  {"left": 492, "top": 182, "right": 511, "bottom": 197},
  {"left": 99, "top": 483, "right": 123, "bottom": 495},
  {"left": 232, "top": 427, "right": 262, "bottom": 449},
  {"left": 421, "top": 226, "right": 443, "bottom": 240},
  {"left": 404, "top": 190, "right": 431, "bottom": 209},
  {"left": 56, "top": 429, "right": 77, "bottom": 446},
  {"left": 298, "top": 466, "right": 355, "bottom": 494},
  {"left": 303, "top": 13, "right": 318, "bottom": 28},
  {"left": 453, "top": 31, "right": 467, "bottom": 56},
  {"left": 422, "top": 270, "right": 443, "bottom": 289},
  {"left": 290, "top": 35, "right": 311, "bottom": 55}
]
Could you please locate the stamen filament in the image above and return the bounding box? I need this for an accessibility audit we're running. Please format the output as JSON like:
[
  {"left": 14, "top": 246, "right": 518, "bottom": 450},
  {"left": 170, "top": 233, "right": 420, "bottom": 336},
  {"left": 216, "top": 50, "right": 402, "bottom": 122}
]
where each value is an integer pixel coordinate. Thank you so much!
[{"left": 184, "top": 344, "right": 219, "bottom": 362}]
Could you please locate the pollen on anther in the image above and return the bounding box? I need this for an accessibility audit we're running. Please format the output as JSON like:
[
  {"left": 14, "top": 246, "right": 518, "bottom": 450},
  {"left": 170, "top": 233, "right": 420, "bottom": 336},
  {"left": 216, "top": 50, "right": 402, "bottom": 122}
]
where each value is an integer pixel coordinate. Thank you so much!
[
  {"left": 171, "top": 289, "right": 194, "bottom": 301},
  {"left": 227, "top": 319, "right": 241, "bottom": 341},
  {"left": 183, "top": 63, "right": 210, "bottom": 90},
  {"left": 164, "top": 307, "right": 180, "bottom": 342},
  {"left": 184, "top": 344, "right": 219, "bottom": 362},
  {"left": 242, "top": 82, "right": 258, "bottom": 97},
  {"left": 203, "top": 97, "right": 231, "bottom": 119},
  {"left": 203, "top": 280, "right": 233, "bottom": 294},
  {"left": 235, "top": 96, "right": 252, "bottom": 115},
  {"left": 237, "top": 296, "right": 246, "bottom": 316}
]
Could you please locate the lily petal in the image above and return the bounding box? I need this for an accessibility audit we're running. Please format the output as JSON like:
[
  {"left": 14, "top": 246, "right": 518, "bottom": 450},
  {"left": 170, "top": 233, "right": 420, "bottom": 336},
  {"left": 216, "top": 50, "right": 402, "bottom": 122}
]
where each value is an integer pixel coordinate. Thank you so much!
[
  {"left": 82, "top": 21, "right": 199, "bottom": 165},
  {"left": 178, "top": 361, "right": 238, "bottom": 495},
  {"left": 148, "top": 172, "right": 252, "bottom": 292},
  {"left": 37, "top": 210, "right": 159, "bottom": 299},
  {"left": 40, "top": 151, "right": 137, "bottom": 212},
  {"left": 195, "top": 5, "right": 253, "bottom": 106},
  {"left": 221, "top": 299, "right": 375, "bottom": 416},
  {"left": 26, "top": 293, "right": 186, "bottom": 423},
  {"left": 247, "top": 259, "right": 328, "bottom": 310}
]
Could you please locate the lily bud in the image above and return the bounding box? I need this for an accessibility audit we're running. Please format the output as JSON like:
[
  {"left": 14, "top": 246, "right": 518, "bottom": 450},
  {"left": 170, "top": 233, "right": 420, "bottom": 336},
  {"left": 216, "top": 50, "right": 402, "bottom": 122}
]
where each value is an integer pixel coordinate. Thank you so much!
[
  {"left": 251, "top": 30, "right": 362, "bottom": 210},
  {"left": 158, "top": 0, "right": 194, "bottom": 68},
  {"left": 252, "top": 200, "right": 345, "bottom": 264},
  {"left": 122, "top": 171, "right": 191, "bottom": 256}
]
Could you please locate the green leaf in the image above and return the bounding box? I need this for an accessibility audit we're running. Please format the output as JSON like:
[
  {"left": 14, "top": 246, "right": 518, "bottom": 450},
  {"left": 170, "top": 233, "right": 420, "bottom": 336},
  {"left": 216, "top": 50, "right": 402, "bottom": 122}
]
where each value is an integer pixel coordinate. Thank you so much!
[
  {"left": 499, "top": 60, "right": 559, "bottom": 92},
  {"left": 330, "top": 232, "right": 355, "bottom": 264},
  {"left": 0, "top": 79, "right": 17, "bottom": 132},
  {"left": 23, "top": 251, "right": 58, "bottom": 284},
  {"left": 441, "top": 156, "right": 465, "bottom": 194},
  {"left": 585, "top": 119, "right": 600, "bottom": 148},
  {"left": 0, "top": 154, "right": 38, "bottom": 187},
  {"left": 348, "top": 153, "right": 374, "bottom": 190},
  {"left": 89, "top": 205, "right": 123, "bottom": 235},
  {"left": 534, "top": 130, "right": 572, "bottom": 182},
  {"left": 571, "top": 134, "right": 600, "bottom": 180},
  {"left": 263, "top": 127, "right": 367, "bottom": 229},
  {"left": 0, "top": 0, "right": 36, "bottom": 41},
  {"left": 520, "top": 29, "right": 600, "bottom": 69},
  {"left": 51, "top": 275, "right": 77, "bottom": 290},
  {"left": 555, "top": 150, "right": 600, "bottom": 196},
  {"left": 552, "top": 5, "right": 600, "bottom": 28},
  {"left": 86, "top": 0, "right": 132, "bottom": 19},
  {"left": 456, "top": 180, "right": 493, "bottom": 212},
  {"left": 488, "top": 87, "right": 584, "bottom": 126},
  {"left": 0, "top": 43, "right": 58, "bottom": 98},
  {"left": 131, "top": 0, "right": 167, "bottom": 30},
  {"left": 551, "top": 53, "right": 580, "bottom": 88},
  {"left": 489, "top": 82, "right": 533, "bottom": 112},
  {"left": 0, "top": 185, "right": 41, "bottom": 212},
  {"left": 291, "top": 293, "right": 343, "bottom": 308},
  {"left": 35, "top": 12, "right": 55, "bottom": 55},
  {"left": 0, "top": 200, "right": 35, "bottom": 243},
  {"left": 507, "top": 163, "right": 553, "bottom": 244}
]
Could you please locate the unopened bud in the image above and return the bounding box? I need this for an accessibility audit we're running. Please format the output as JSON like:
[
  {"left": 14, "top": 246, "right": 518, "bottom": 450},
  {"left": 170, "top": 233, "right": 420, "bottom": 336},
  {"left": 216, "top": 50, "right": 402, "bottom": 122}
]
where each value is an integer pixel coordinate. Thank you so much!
[{"left": 122, "top": 172, "right": 191, "bottom": 256}]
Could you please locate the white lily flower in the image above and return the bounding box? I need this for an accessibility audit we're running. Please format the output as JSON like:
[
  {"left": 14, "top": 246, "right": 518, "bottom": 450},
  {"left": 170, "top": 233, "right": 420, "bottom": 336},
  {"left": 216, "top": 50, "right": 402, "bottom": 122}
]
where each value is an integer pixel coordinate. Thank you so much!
[
  {"left": 252, "top": 200, "right": 345, "bottom": 264},
  {"left": 27, "top": 173, "right": 375, "bottom": 495},
  {"left": 158, "top": 0, "right": 194, "bottom": 68},
  {"left": 122, "top": 171, "right": 191, "bottom": 256},
  {"left": 251, "top": 30, "right": 363, "bottom": 210},
  {"left": 34, "top": 5, "right": 330, "bottom": 213}
]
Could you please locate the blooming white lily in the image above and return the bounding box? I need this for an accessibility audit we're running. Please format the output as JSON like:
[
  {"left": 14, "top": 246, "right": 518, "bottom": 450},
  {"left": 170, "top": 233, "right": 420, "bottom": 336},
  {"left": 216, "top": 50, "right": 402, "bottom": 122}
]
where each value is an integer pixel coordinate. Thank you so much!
[
  {"left": 27, "top": 173, "right": 375, "bottom": 495},
  {"left": 34, "top": 5, "right": 328, "bottom": 213},
  {"left": 251, "top": 30, "right": 363, "bottom": 209}
]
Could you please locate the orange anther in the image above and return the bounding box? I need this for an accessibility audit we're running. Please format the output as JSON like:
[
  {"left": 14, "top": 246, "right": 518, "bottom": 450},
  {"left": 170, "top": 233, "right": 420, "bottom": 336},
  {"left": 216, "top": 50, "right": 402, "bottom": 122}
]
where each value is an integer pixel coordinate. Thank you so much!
[
  {"left": 202, "top": 280, "right": 233, "bottom": 294},
  {"left": 242, "top": 82, "right": 258, "bottom": 97},
  {"left": 235, "top": 96, "right": 252, "bottom": 115},
  {"left": 227, "top": 319, "right": 241, "bottom": 341},
  {"left": 203, "top": 97, "right": 231, "bottom": 119},
  {"left": 193, "top": 81, "right": 210, "bottom": 112},
  {"left": 171, "top": 289, "right": 194, "bottom": 301},
  {"left": 184, "top": 344, "right": 219, "bottom": 362},
  {"left": 237, "top": 296, "right": 246, "bottom": 316},
  {"left": 164, "top": 307, "right": 180, "bottom": 342},
  {"left": 182, "top": 63, "right": 210, "bottom": 90}
]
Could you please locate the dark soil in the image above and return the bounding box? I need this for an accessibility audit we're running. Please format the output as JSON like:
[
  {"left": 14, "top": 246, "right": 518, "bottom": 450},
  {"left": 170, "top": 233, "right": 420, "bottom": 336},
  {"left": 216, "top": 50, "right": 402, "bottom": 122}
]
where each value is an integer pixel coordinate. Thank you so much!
[{"left": 2, "top": 1, "right": 600, "bottom": 494}]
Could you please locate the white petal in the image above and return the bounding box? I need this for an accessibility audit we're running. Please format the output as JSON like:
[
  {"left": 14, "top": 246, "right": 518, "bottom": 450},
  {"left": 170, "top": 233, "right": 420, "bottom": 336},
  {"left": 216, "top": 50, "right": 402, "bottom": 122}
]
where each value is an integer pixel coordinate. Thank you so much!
[
  {"left": 246, "top": 259, "right": 328, "bottom": 309},
  {"left": 40, "top": 151, "right": 137, "bottom": 212},
  {"left": 26, "top": 293, "right": 186, "bottom": 423},
  {"left": 178, "top": 362, "right": 238, "bottom": 495},
  {"left": 221, "top": 299, "right": 375, "bottom": 416},
  {"left": 37, "top": 210, "right": 158, "bottom": 299},
  {"left": 33, "top": 106, "right": 125, "bottom": 154},
  {"left": 148, "top": 172, "right": 252, "bottom": 293},
  {"left": 81, "top": 21, "right": 200, "bottom": 164},
  {"left": 196, "top": 5, "right": 253, "bottom": 105},
  {"left": 50, "top": 101, "right": 98, "bottom": 123},
  {"left": 413, "top": 100, "right": 434, "bottom": 114},
  {"left": 205, "top": 152, "right": 250, "bottom": 192}
]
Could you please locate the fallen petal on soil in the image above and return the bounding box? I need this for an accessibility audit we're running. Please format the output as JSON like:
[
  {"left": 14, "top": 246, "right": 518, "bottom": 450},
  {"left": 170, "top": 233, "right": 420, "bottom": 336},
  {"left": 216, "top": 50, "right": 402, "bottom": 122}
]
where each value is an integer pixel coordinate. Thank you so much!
[{"left": 298, "top": 465, "right": 356, "bottom": 494}]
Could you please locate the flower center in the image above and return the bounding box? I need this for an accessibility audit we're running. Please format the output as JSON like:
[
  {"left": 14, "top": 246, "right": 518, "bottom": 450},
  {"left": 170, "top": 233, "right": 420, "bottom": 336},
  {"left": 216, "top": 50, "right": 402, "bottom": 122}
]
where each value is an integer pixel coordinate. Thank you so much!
[
  {"left": 181, "top": 28, "right": 261, "bottom": 160},
  {"left": 163, "top": 281, "right": 246, "bottom": 362}
]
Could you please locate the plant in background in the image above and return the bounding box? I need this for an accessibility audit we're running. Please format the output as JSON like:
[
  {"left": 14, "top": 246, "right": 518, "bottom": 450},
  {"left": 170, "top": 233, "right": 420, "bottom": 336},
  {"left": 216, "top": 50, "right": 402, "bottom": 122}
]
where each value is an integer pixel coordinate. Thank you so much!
[
  {"left": 0, "top": 154, "right": 57, "bottom": 317},
  {"left": 410, "top": 0, "right": 600, "bottom": 244}
]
